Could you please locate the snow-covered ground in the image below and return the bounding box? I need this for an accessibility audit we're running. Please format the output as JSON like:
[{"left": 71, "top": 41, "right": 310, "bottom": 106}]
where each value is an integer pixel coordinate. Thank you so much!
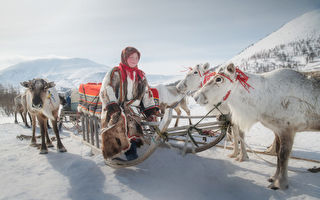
[{"left": 0, "top": 102, "right": 319, "bottom": 200}]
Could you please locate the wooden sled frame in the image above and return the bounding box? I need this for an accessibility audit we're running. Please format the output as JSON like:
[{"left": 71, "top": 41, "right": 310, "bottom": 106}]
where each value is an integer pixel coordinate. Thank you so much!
[{"left": 76, "top": 105, "right": 229, "bottom": 168}]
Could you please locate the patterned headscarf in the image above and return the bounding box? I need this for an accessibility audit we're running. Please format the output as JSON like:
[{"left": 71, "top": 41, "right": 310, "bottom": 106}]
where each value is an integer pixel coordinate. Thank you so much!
[
  {"left": 121, "top": 46, "right": 141, "bottom": 67},
  {"left": 119, "top": 47, "right": 144, "bottom": 82}
]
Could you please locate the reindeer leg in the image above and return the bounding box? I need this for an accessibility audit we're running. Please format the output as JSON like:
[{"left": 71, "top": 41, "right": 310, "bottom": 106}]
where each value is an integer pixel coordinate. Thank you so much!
[
  {"left": 14, "top": 111, "right": 18, "bottom": 124},
  {"left": 229, "top": 125, "right": 239, "bottom": 158},
  {"left": 174, "top": 107, "right": 181, "bottom": 127},
  {"left": 26, "top": 112, "right": 32, "bottom": 128},
  {"left": 265, "top": 138, "right": 277, "bottom": 155},
  {"left": 268, "top": 132, "right": 294, "bottom": 190},
  {"left": 51, "top": 119, "right": 66, "bottom": 152},
  {"left": 47, "top": 120, "right": 51, "bottom": 129},
  {"left": 20, "top": 111, "right": 24, "bottom": 123},
  {"left": 268, "top": 134, "right": 280, "bottom": 183},
  {"left": 37, "top": 115, "right": 48, "bottom": 154},
  {"left": 236, "top": 129, "right": 249, "bottom": 162},
  {"left": 30, "top": 114, "right": 37, "bottom": 146},
  {"left": 180, "top": 98, "right": 192, "bottom": 125},
  {"left": 44, "top": 118, "right": 53, "bottom": 147},
  {"left": 24, "top": 111, "right": 30, "bottom": 128}
]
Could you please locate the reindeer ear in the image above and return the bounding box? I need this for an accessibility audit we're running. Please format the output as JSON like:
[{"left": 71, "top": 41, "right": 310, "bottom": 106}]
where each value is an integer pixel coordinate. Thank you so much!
[
  {"left": 203, "top": 62, "right": 210, "bottom": 71},
  {"left": 45, "top": 81, "right": 56, "bottom": 89},
  {"left": 20, "top": 81, "right": 30, "bottom": 88},
  {"left": 226, "top": 63, "right": 235, "bottom": 74}
]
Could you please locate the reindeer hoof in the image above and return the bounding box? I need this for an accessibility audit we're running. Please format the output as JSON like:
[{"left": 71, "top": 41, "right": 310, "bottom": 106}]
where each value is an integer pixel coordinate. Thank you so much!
[
  {"left": 14, "top": 121, "right": 18, "bottom": 124},
  {"left": 267, "top": 178, "right": 274, "bottom": 183},
  {"left": 236, "top": 155, "right": 249, "bottom": 162},
  {"left": 268, "top": 183, "right": 279, "bottom": 190},
  {"left": 268, "top": 179, "right": 288, "bottom": 190},
  {"left": 30, "top": 143, "right": 38, "bottom": 147},
  {"left": 228, "top": 154, "right": 237, "bottom": 158},
  {"left": 47, "top": 143, "right": 54, "bottom": 148},
  {"left": 39, "top": 149, "right": 48, "bottom": 154},
  {"left": 58, "top": 147, "right": 67, "bottom": 152}
]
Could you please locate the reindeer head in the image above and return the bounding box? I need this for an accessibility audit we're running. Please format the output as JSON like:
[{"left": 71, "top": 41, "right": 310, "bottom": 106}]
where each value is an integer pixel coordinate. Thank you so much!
[
  {"left": 176, "top": 62, "right": 210, "bottom": 93},
  {"left": 21, "top": 78, "right": 55, "bottom": 109},
  {"left": 58, "top": 94, "right": 67, "bottom": 106},
  {"left": 194, "top": 63, "right": 236, "bottom": 106}
]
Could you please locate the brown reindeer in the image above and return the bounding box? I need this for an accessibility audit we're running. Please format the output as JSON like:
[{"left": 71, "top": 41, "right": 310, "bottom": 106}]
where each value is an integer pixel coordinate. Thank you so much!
[{"left": 21, "top": 78, "right": 66, "bottom": 154}]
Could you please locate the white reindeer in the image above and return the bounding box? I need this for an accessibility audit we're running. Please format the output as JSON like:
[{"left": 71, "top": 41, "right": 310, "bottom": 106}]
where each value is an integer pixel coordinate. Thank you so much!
[
  {"left": 153, "top": 83, "right": 191, "bottom": 127},
  {"left": 194, "top": 63, "right": 320, "bottom": 190},
  {"left": 176, "top": 63, "right": 248, "bottom": 161},
  {"left": 21, "top": 78, "right": 67, "bottom": 154}
]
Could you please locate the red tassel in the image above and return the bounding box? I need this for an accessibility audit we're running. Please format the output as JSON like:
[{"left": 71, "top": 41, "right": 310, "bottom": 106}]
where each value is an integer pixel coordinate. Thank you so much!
[{"left": 235, "top": 68, "right": 254, "bottom": 92}]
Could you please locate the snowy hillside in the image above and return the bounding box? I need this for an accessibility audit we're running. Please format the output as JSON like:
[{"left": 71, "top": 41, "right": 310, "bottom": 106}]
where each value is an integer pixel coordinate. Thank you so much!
[
  {"left": 0, "top": 58, "right": 180, "bottom": 91},
  {"left": 0, "top": 58, "right": 109, "bottom": 89},
  {"left": 229, "top": 9, "right": 320, "bottom": 73}
]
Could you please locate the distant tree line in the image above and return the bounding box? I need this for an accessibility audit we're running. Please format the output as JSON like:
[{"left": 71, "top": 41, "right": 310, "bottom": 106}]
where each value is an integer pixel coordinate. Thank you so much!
[
  {"left": 241, "top": 36, "right": 320, "bottom": 73},
  {"left": 0, "top": 84, "right": 20, "bottom": 116}
]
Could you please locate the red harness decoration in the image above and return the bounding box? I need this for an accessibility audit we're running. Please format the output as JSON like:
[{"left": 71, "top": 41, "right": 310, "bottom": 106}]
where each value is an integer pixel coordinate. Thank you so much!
[
  {"left": 235, "top": 68, "right": 254, "bottom": 92},
  {"left": 218, "top": 67, "right": 254, "bottom": 101},
  {"left": 150, "top": 88, "right": 160, "bottom": 108},
  {"left": 201, "top": 71, "right": 216, "bottom": 87},
  {"left": 223, "top": 90, "right": 231, "bottom": 101},
  {"left": 180, "top": 67, "right": 193, "bottom": 72}
]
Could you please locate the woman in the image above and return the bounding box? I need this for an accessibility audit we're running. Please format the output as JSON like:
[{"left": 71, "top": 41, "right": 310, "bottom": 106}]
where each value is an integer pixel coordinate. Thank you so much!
[{"left": 100, "top": 46, "right": 158, "bottom": 160}]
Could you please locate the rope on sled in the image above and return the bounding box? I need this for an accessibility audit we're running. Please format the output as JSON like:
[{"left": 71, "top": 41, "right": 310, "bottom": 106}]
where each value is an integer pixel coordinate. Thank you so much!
[
  {"left": 185, "top": 102, "right": 225, "bottom": 148},
  {"left": 238, "top": 136, "right": 318, "bottom": 173},
  {"left": 16, "top": 134, "right": 57, "bottom": 141}
]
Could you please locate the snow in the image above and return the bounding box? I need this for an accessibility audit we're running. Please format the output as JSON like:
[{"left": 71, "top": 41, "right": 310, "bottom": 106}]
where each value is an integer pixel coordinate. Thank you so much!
[
  {"left": 1, "top": 8, "right": 320, "bottom": 200},
  {"left": 229, "top": 9, "right": 320, "bottom": 68},
  {"left": 1, "top": 102, "right": 319, "bottom": 200}
]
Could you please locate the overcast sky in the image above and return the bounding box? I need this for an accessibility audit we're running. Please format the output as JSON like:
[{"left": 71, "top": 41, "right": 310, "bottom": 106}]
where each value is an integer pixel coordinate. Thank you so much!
[{"left": 0, "top": 0, "right": 319, "bottom": 74}]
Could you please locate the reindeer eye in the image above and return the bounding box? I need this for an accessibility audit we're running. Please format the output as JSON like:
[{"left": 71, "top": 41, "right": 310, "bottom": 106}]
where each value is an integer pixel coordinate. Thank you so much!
[
  {"left": 215, "top": 77, "right": 222, "bottom": 82},
  {"left": 194, "top": 71, "right": 198, "bottom": 74}
]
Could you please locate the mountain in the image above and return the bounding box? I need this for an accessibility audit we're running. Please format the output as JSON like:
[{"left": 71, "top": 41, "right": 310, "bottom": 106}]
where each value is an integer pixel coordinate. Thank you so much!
[
  {"left": 228, "top": 9, "right": 320, "bottom": 73},
  {"left": 0, "top": 58, "right": 180, "bottom": 91},
  {"left": 0, "top": 58, "right": 109, "bottom": 89}
]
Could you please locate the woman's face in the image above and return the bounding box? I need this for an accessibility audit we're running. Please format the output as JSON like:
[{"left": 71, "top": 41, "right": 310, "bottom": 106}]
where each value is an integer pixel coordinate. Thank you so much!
[{"left": 127, "top": 52, "right": 139, "bottom": 68}]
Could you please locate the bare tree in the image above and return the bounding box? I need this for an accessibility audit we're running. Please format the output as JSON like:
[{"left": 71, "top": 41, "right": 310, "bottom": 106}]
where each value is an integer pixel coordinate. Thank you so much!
[{"left": 0, "top": 84, "right": 20, "bottom": 116}]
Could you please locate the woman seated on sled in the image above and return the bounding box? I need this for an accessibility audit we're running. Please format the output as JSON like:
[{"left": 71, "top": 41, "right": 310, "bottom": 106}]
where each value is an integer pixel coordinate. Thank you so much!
[{"left": 99, "top": 46, "right": 159, "bottom": 161}]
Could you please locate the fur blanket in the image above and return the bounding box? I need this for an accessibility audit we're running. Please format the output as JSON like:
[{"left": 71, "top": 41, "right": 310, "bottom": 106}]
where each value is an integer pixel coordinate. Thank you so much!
[{"left": 101, "top": 108, "right": 143, "bottom": 159}]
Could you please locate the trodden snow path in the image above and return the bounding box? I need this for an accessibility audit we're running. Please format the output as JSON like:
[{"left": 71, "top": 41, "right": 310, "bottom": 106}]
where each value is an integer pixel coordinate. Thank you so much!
[{"left": 0, "top": 117, "right": 319, "bottom": 200}]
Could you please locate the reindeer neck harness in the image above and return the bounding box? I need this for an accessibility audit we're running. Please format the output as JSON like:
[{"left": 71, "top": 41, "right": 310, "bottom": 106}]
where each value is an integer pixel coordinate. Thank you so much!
[
  {"left": 211, "top": 68, "right": 254, "bottom": 102},
  {"left": 221, "top": 68, "right": 254, "bottom": 101}
]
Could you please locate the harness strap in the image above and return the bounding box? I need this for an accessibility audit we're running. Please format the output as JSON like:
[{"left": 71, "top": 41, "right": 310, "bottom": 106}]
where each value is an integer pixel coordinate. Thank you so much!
[{"left": 186, "top": 102, "right": 226, "bottom": 147}]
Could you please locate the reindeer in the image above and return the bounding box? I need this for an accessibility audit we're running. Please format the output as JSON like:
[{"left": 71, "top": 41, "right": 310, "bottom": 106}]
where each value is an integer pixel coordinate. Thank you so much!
[
  {"left": 194, "top": 63, "right": 320, "bottom": 190},
  {"left": 21, "top": 78, "right": 67, "bottom": 154},
  {"left": 14, "top": 93, "right": 32, "bottom": 128},
  {"left": 154, "top": 82, "right": 191, "bottom": 127},
  {"left": 176, "top": 63, "right": 249, "bottom": 161}
]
